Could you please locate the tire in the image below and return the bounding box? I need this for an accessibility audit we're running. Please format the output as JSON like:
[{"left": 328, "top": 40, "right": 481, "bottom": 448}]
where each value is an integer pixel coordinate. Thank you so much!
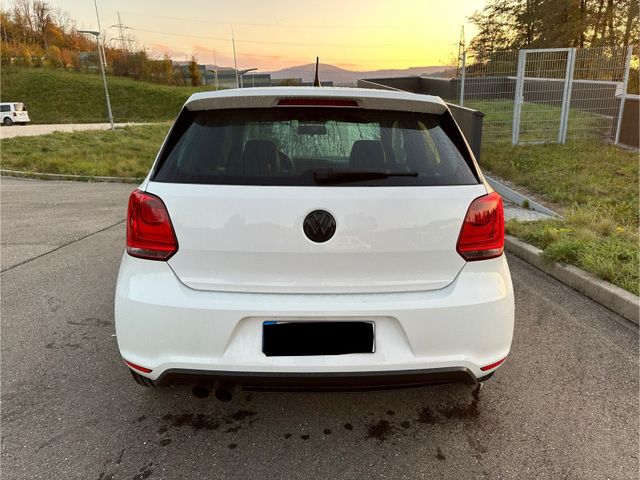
[
  {"left": 129, "top": 369, "right": 156, "bottom": 387},
  {"left": 3, "top": 117, "right": 13, "bottom": 126}
]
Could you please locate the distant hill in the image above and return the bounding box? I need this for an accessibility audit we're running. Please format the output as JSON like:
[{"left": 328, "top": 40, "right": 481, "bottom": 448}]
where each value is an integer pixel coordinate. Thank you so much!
[{"left": 266, "top": 63, "right": 449, "bottom": 85}]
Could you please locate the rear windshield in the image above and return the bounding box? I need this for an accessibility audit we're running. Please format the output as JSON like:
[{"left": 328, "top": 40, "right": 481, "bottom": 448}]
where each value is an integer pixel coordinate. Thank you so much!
[{"left": 152, "top": 107, "right": 479, "bottom": 186}]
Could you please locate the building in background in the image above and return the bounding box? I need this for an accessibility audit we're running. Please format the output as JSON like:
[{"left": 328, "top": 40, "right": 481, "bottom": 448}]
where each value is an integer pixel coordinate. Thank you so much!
[
  {"left": 173, "top": 62, "right": 334, "bottom": 88},
  {"left": 174, "top": 62, "right": 269, "bottom": 88}
]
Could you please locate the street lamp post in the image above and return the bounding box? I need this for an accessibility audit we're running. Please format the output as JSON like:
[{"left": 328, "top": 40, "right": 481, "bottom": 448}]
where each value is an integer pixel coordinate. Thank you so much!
[
  {"left": 79, "top": 30, "right": 114, "bottom": 129},
  {"left": 238, "top": 68, "right": 258, "bottom": 89}
]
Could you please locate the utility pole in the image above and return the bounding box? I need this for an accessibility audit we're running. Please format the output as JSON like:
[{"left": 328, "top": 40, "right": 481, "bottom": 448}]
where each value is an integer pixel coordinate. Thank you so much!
[
  {"left": 231, "top": 25, "right": 239, "bottom": 88},
  {"left": 457, "top": 25, "right": 465, "bottom": 78},
  {"left": 114, "top": 12, "right": 129, "bottom": 53},
  {"left": 213, "top": 50, "right": 219, "bottom": 89},
  {"left": 458, "top": 25, "right": 466, "bottom": 107}
]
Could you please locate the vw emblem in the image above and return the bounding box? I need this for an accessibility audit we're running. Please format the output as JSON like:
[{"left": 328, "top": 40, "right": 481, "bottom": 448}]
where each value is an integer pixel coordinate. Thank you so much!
[{"left": 303, "top": 210, "right": 336, "bottom": 243}]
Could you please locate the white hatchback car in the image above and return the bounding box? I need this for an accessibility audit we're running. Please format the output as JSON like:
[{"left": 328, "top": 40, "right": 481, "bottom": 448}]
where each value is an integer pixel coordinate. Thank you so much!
[
  {"left": 0, "top": 102, "right": 30, "bottom": 126},
  {"left": 115, "top": 87, "right": 514, "bottom": 395}
]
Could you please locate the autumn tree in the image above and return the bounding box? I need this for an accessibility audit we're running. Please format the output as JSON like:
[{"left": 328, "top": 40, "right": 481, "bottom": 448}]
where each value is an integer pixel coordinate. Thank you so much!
[{"left": 188, "top": 54, "right": 201, "bottom": 86}]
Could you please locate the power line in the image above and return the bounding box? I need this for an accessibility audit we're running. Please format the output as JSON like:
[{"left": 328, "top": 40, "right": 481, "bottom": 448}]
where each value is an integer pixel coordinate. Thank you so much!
[
  {"left": 150, "top": 44, "right": 434, "bottom": 66},
  {"left": 118, "top": 11, "right": 423, "bottom": 30},
  {"left": 127, "top": 25, "right": 415, "bottom": 49},
  {"left": 115, "top": 17, "right": 448, "bottom": 69}
]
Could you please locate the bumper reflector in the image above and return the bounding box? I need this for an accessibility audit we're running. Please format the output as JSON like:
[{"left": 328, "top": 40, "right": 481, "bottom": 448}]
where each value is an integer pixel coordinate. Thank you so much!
[
  {"left": 480, "top": 357, "right": 507, "bottom": 371},
  {"left": 124, "top": 359, "right": 152, "bottom": 374}
]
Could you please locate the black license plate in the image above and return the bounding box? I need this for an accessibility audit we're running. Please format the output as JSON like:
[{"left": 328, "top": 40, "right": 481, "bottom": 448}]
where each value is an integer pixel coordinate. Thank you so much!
[{"left": 262, "top": 321, "right": 374, "bottom": 357}]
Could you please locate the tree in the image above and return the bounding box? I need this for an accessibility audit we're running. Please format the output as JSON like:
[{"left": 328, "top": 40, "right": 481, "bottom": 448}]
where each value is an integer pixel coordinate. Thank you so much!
[
  {"left": 467, "top": 1, "right": 514, "bottom": 62},
  {"left": 468, "top": 0, "right": 639, "bottom": 55},
  {"left": 188, "top": 54, "right": 201, "bottom": 86},
  {"left": 45, "top": 44, "right": 61, "bottom": 66},
  {"left": 162, "top": 52, "right": 173, "bottom": 85}
]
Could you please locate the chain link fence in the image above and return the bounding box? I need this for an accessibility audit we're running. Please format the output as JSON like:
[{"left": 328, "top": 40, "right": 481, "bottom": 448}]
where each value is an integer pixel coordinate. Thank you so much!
[
  {"left": 458, "top": 46, "right": 633, "bottom": 145},
  {"left": 458, "top": 50, "right": 520, "bottom": 144}
]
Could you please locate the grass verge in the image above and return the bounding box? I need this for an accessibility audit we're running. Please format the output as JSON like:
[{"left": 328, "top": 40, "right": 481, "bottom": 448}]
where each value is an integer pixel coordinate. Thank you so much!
[
  {"left": 0, "top": 124, "right": 169, "bottom": 177},
  {"left": 0, "top": 67, "right": 215, "bottom": 123},
  {"left": 482, "top": 142, "right": 639, "bottom": 295}
]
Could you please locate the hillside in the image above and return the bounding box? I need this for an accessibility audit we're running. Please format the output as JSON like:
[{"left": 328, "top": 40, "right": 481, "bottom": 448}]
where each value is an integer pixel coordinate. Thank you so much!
[
  {"left": 267, "top": 63, "right": 449, "bottom": 85},
  {"left": 0, "top": 68, "right": 216, "bottom": 124}
]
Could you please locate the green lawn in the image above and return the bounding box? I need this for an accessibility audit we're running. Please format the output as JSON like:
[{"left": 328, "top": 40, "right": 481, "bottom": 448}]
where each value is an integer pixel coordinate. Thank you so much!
[
  {"left": 482, "top": 142, "right": 639, "bottom": 295},
  {"left": 0, "top": 124, "right": 170, "bottom": 177},
  {"left": 0, "top": 67, "right": 215, "bottom": 123}
]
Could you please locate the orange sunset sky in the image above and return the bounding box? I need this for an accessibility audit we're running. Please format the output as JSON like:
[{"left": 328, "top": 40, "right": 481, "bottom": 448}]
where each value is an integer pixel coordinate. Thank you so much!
[{"left": 51, "top": 0, "right": 487, "bottom": 71}]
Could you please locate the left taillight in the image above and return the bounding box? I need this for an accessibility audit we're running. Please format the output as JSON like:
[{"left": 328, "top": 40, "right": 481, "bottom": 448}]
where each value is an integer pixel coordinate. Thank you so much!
[{"left": 126, "top": 189, "right": 178, "bottom": 261}]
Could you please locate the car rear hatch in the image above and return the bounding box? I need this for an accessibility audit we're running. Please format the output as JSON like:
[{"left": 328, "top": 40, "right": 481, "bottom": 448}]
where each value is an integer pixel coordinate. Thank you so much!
[
  {"left": 147, "top": 182, "right": 485, "bottom": 293},
  {"left": 144, "top": 91, "right": 488, "bottom": 294},
  {"left": 13, "top": 103, "right": 29, "bottom": 120}
]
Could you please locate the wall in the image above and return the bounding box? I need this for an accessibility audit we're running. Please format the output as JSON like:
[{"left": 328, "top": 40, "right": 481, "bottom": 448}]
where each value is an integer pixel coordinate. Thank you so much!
[
  {"left": 618, "top": 95, "right": 639, "bottom": 149},
  {"left": 359, "top": 76, "right": 421, "bottom": 93},
  {"left": 448, "top": 104, "right": 485, "bottom": 159},
  {"left": 361, "top": 75, "right": 634, "bottom": 146}
]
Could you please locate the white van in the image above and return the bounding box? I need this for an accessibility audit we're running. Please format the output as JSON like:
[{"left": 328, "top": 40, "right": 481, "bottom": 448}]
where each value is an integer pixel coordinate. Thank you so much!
[{"left": 0, "top": 102, "right": 31, "bottom": 126}]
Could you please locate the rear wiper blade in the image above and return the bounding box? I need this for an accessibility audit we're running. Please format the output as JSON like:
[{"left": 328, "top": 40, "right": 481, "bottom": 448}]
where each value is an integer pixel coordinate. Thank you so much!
[{"left": 312, "top": 169, "right": 419, "bottom": 185}]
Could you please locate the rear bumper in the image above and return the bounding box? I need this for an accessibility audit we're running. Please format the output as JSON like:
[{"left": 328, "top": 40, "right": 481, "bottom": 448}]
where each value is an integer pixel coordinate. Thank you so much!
[
  {"left": 115, "top": 254, "right": 514, "bottom": 383},
  {"left": 151, "top": 366, "right": 478, "bottom": 390}
]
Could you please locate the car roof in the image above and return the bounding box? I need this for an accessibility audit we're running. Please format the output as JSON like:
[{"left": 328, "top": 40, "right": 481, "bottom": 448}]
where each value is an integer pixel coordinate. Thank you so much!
[{"left": 185, "top": 87, "right": 447, "bottom": 115}]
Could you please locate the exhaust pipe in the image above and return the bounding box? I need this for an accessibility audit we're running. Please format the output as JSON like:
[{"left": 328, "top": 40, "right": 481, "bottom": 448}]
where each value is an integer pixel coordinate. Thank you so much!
[
  {"left": 192, "top": 385, "right": 210, "bottom": 399},
  {"left": 191, "top": 383, "right": 234, "bottom": 401},
  {"left": 191, "top": 382, "right": 239, "bottom": 402},
  {"left": 214, "top": 387, "right": 233, "bottom": 402}
]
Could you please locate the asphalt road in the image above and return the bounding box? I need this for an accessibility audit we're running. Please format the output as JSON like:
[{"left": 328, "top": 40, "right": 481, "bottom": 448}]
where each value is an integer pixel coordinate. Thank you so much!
[{"left": 1, "top": 177, "right": 638, "bottom": 480}]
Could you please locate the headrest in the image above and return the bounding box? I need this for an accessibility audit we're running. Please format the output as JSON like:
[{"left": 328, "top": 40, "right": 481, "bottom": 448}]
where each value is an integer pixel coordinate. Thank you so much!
[
  {"left": 240, "top": 140, "right": 278, "bottom": 175},
  {"left": 349, "top": 140, "right": 386, "bottom": 169}
]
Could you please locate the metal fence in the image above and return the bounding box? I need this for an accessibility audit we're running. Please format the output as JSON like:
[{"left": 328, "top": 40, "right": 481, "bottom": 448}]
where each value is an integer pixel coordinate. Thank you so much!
[{"left": 458, "top": 46, "right": 633, "bottom": 145}]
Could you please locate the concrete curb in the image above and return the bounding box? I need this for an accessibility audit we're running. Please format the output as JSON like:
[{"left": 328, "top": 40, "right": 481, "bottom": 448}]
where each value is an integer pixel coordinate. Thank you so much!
[
  {"left": 486, "top": 175, "right": 563, "bottom": 219},
  {"left": 1, "top": 169, "right": 142, "bottom": 184},
  {"left": 505, "top": 235, "right": 639, "bottom": 325}
]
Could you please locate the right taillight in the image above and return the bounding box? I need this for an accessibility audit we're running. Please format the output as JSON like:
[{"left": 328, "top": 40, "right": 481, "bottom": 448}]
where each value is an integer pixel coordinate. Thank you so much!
[
  {"left": 456, "top": 191, "right": 504, "bottom": 261},
  {"left": 126, "top": 189, "right": 178, "bottom": 261}
]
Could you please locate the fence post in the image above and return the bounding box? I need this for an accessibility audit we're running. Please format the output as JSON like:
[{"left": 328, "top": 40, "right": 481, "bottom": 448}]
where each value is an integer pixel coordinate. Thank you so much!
[
  {"left": 459, "top": 50, "right": 466, "bottom": 107},
  {"left": 558, "top": 48, "right": 576, "bottom": 143},
  {"left": 614, "top": 46, "right": 633, "bottom": 145},
  {"left": 511, "top": 50, "right": 526, "bottom": 145}
]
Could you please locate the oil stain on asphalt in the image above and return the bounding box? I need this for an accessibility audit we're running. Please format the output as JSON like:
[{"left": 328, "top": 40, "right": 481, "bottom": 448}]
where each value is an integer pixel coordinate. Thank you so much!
[
  {"left": 134, "top": 384, "right": 482, "bottom": 471},
  {"left": 160, "top": 410, "right": 257, "bottom": 432}
]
